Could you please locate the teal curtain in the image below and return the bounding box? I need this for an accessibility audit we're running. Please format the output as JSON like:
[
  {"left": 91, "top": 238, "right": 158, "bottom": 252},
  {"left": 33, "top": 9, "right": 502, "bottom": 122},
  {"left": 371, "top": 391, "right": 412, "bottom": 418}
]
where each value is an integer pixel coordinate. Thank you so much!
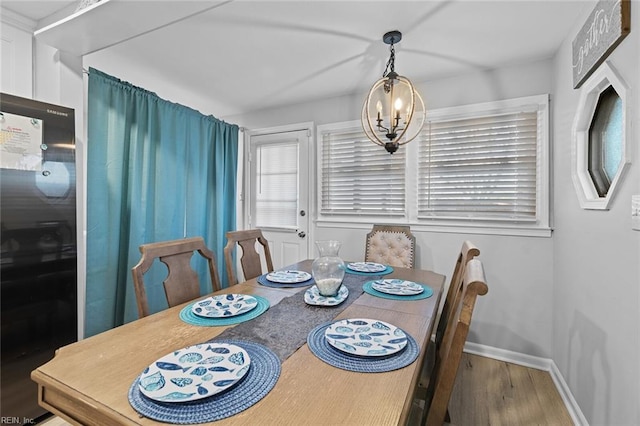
[{"left": 86, "top": 68, "right": 238, "bottom": 337}]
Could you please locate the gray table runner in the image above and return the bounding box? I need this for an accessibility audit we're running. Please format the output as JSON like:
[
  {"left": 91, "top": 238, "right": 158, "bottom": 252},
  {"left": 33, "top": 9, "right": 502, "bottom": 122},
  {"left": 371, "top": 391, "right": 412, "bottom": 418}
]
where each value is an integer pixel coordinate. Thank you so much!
[{"left": 215, "top": 273, "right": 378, "bottom": 362}]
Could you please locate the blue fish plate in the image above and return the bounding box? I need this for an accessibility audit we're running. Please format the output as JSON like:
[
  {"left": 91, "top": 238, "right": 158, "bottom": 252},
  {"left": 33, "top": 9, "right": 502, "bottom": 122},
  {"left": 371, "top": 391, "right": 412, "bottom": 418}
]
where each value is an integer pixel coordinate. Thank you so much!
[
  {"left": 266, "top": 270, "right": 312, "bottom": 283},
  {"left": 346, "top": 262, "right": 387, "bottom": 273},
  {"left": 191, "top": 294, "right": 258, "bottom": 318},
  {"left": 304, "top": 284, "right": 349, "bottom": 306},
  {"left": 371, "top": 279, "right": 424, "bottom": 296},
  {"left": 138, "top": 343, "right": 251, "bottom": 402},
  {"left": 324, "top": 318, "right": 408, "bottom": 357}
]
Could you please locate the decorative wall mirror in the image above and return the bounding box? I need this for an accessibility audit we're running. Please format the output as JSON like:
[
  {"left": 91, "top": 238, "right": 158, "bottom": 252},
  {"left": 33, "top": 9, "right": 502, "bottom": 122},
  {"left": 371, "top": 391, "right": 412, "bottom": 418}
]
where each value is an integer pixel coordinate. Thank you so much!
[{"left": 572, "top": 62, "right": 631, "bottom": 210}]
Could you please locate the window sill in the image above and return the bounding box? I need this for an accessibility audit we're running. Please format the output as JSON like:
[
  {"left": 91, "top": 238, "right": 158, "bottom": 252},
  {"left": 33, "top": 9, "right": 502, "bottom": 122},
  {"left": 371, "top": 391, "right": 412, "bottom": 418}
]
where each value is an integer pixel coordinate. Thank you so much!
[{"left": 316, "top": 218, "right": 552, "bottom": 238}]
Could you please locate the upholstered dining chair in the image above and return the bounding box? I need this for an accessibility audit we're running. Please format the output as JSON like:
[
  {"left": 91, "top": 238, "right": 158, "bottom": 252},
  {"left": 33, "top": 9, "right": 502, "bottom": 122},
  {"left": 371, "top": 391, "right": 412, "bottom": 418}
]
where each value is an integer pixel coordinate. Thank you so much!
[
  {"left": 224, "top": 229, "right": 274, "bottom": 286},
  {"left": 365, "top": 224, "right": 416, "bottom": 268},
  {"left": 419, "top": 258, "right": 489, "bottom": 426},
  {"left": 131, "top": 236, "right": 221, "bottom": 318}
]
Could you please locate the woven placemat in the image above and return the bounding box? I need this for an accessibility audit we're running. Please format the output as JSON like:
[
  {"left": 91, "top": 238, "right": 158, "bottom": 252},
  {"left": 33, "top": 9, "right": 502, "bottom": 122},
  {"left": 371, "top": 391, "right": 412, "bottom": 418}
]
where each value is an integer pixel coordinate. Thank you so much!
[
  {"left": 257, "top": 274, "right": 315, "bottom": 288},
  {"left": 362, "top": 281, "right": 433, "bottom": 301},
  {"left": 216, "top": 273, "right": 369, "bottom": 362},
  {"left": 306, "top": 322, "right": 419, "bottom": 373},
  {"left": 128, "top": 340, "right": 280, "bottom": 424},
  {"left": 345, "top": 265, "right": 394, "bottom": 276},
  {"left": 178, "top": 295, "right": 270, "bottom": 326}
]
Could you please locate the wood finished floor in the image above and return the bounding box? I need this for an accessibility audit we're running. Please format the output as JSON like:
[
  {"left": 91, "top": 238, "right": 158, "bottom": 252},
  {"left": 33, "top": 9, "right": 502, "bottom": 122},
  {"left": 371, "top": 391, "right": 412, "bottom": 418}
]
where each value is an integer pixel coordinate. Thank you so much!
[
  {"left": 40, "top": 352, "right": 573, "bottom": 426},
  {"left": 445, "top": 352, "right": 573, "bottom": 426}
]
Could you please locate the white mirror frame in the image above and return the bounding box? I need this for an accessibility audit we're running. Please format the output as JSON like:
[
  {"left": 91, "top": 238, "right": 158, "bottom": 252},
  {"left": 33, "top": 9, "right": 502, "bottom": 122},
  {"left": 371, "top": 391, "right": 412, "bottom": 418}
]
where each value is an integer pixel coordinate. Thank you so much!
[{"left": 571, "top": 62, "right": 631, "bottom": 210}]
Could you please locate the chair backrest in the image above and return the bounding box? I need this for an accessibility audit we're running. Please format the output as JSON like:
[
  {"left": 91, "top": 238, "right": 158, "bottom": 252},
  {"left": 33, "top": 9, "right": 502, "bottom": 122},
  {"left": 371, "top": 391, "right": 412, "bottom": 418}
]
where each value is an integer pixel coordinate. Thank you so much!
[
  {"left": 435, "top": 240, "right": 480, "bottom": 349},
  {"left": 365, "top": 224, "right": 416, "bottom": 268},
  {"left": 131, "top": 236, "right": 221, "bottom": 318},
  {"left": 223, "top": 229, "right": 274, "bottom": 285},
  {"left": 415, "top": 241, "right": 481, "bottom": 401},
  {"left": 424, "top": 258, "right": 488, "bottom": 426}
]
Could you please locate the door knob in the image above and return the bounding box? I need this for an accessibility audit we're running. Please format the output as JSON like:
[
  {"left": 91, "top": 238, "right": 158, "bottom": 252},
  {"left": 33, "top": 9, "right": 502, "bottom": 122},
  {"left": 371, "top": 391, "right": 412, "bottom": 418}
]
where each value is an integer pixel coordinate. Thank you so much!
[
  {"left": 300, "top": 210, "right": 306, "bottom": 217},
  {"left": 298, "top": 231, "right": 306, "bottom": 238}
]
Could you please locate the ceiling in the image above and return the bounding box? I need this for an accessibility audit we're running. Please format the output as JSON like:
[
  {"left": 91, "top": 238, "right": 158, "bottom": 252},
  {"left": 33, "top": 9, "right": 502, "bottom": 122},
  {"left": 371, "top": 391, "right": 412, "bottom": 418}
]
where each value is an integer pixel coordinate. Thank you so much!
[
  {"left": 2, "top": 0, "right": 76, "bottom": 22},
  {"left": 2, "top": 0, "right": 589, "bottom": 117}
]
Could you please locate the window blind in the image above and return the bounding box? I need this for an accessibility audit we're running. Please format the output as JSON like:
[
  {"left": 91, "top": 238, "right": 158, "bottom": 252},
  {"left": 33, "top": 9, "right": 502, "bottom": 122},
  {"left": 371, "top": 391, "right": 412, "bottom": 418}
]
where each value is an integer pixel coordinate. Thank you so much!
[
  {"left": 254, "top": 142, "right": 298, "bottom": 227},
  {"left": 320, "top": 126, "right": 406, "bottom": 216},
  {"left": 417, "top": 111, "right": 540, "bottom": 221}
]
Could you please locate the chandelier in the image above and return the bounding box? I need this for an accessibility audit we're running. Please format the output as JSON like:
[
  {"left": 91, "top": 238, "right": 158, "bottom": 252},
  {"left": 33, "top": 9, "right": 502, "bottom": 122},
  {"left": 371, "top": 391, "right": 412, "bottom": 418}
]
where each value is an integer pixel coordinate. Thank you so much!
[{"left": 361, "top": 30, "right": 426, "bottom": 154}]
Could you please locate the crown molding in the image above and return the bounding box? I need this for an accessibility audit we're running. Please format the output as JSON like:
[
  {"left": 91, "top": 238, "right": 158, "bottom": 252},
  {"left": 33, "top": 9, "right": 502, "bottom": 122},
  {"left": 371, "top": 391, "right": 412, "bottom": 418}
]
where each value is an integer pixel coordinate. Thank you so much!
[{"left": 1, "top": 8, "right": 37, "bottom": 32}]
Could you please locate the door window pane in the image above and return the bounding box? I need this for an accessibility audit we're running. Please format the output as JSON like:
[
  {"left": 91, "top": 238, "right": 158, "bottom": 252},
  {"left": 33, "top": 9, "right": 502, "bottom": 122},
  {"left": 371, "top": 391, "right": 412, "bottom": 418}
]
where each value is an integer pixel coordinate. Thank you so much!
[{"left": 254, "top": 142, "right": 298, "bottom": 227}]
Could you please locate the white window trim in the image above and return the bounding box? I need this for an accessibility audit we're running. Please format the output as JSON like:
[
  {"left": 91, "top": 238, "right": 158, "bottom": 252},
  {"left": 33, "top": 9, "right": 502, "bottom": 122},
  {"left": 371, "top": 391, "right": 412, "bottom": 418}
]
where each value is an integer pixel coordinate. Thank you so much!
[
  {"left": 571, "top": 61, "right": 631, "bottom": 210},
  {"left": 316, "top": 95, "right": 551, "bottom": 238},
  {"left": 417, "top": 95, "right": 550, "bottom": 231},
  {"left": 244, "top": 122, "right": 313, "bottom": 230}
]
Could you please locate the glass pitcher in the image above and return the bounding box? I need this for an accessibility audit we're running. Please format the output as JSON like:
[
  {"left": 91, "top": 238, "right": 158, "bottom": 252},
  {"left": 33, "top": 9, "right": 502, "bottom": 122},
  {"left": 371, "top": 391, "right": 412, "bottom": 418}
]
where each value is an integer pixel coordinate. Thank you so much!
[{"left": 311, "top": 240, "right": 346, "bottom": 297}]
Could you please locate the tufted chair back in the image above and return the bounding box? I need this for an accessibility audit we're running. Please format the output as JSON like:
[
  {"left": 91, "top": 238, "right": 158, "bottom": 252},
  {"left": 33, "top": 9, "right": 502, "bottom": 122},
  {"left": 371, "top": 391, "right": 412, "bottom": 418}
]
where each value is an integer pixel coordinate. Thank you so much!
[{"left": 365, "top": 225, "right": 416, "bottom": 268}]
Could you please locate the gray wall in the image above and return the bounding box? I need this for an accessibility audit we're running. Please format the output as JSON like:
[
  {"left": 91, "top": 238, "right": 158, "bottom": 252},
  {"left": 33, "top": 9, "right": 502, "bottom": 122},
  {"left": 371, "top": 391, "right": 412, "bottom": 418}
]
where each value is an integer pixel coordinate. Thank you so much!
[{"left": 551, "top": 3, "right": 640, "bottom": 425}]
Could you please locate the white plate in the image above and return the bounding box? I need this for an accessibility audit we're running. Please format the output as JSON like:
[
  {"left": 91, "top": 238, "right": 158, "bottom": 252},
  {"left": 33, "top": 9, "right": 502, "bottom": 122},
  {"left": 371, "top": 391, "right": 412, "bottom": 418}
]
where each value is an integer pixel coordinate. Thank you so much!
[
  {"left": 266, "top": 270, "right": 312, "bottom": 283},
  {"left": 191, "top": 294, "right": 258, "bottom": 318},
  {"left": 138, "top": 343, "right": 251, "bottom": 402},
  {"left": 347, "top": 262, "right": 387, "bottom": 273},
  {"left": 304, "top": 285, "right": 349, "bottom": 306},
  {"left": 324, "top": 318, "right": 408, "bottom": 357},
  {"left": 371, "top": 279, "right": 424, "bottom": 296}
]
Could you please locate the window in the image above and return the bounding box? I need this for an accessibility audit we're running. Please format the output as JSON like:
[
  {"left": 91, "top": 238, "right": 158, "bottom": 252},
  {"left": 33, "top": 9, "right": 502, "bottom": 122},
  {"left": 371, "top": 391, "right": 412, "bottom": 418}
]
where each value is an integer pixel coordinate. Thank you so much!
[
  {"left": 572, "top": 62, "right": 630, "bottom": 210},
  {"left": 588, "top": 86, "right": 623, "bottom": 197},
  {"left": 317, "top": 94, "right": 550, "bottom": 236},
  {"left": 418, "top": 109, "right": 540, "bottom": 222},
  {"left": 318, "top": 123, "right": 406, "bottom": 217}
]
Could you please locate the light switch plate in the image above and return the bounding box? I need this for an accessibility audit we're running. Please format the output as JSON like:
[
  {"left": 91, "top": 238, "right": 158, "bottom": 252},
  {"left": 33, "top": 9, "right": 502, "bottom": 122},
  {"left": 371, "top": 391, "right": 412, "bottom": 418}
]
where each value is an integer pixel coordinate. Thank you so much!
[{"left": 632, "top": 195, "right": 640, "bottom": 231}]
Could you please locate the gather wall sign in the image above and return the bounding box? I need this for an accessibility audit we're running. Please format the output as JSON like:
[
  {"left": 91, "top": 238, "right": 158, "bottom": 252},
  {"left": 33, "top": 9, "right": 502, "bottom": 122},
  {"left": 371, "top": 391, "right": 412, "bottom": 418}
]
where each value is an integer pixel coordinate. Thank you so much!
[{"left": 572, "top": 0, "right": 630, "bottom": 89}]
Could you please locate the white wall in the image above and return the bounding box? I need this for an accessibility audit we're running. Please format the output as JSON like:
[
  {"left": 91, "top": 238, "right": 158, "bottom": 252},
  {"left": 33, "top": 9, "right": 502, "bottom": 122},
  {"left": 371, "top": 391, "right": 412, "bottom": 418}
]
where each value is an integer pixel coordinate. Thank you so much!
[
  {"left": 551, "top": 3, "right": 640, "bottom": 425},
  {"left": 0, "top": 9, "right": 34, "bottom": 98},
  {"left": 10, "top": 2, "right": 640, "bottom": 423},
  {"left": 225, "top": 58, "right": 557, "bottom": 359}
]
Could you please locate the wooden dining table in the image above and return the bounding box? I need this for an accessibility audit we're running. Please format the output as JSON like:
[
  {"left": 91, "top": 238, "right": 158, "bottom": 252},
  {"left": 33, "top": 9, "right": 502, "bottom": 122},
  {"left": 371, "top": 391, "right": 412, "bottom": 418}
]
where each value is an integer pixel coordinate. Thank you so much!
[{"left": 31, "top": 260, "right": 445, "bottom": 425}]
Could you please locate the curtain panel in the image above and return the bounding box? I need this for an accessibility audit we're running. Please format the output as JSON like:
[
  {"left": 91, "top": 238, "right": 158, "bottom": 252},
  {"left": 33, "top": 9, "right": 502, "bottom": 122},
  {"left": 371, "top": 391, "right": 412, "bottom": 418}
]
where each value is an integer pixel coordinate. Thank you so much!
[{"left": 86, "top": 68, "right": 238, "bottom": 337}]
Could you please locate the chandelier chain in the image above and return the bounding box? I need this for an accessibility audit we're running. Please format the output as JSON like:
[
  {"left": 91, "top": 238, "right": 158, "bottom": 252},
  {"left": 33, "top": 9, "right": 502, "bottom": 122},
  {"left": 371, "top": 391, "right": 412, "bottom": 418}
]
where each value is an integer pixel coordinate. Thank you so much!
[{"left": 383, "top": 43, "right": 396, "bottom": 78}]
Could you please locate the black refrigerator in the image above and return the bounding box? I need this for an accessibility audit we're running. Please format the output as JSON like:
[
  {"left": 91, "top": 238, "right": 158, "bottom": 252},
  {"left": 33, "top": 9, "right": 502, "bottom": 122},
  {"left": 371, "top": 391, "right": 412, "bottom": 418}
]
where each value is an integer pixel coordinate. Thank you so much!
[{"left": 1, "top": 93, "right": 77, "bottom": 423}]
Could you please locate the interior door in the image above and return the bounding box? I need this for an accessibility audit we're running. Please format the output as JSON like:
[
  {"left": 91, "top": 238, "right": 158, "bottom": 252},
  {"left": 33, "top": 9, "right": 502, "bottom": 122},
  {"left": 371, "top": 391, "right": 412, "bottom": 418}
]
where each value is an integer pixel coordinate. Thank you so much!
[{"left": 247, "top": 128, "right": 309, "bottom": 268}]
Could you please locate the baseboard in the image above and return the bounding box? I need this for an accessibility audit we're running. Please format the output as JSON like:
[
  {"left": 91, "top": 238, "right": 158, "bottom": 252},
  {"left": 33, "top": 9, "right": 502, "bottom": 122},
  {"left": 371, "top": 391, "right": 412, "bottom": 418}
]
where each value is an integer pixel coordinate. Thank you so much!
[{"left": 464, "top": 342, "right": 589, "bottom": 426}]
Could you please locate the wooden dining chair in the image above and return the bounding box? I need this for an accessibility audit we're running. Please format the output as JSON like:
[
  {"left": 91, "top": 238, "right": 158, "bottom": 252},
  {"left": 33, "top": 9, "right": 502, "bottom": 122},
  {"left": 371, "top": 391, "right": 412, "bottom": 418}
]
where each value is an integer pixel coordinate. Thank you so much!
[
  {"left": 434, "top": 240, "right": 480, "bottom": 350},
  {"left": 414, "top": 241, "right": 480, "bottom": 412},
  {"left": 131, "top": 236, "right": 221, "bottom": 318},
  {"left": 417, "top": 258, "right": 488, "bottom": 426},
  {"left": 364, "top": 224, "right": 416, "bottom": 268},
  {"left": 223, "top": 229, "right": 274, "bottom": 285}
]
